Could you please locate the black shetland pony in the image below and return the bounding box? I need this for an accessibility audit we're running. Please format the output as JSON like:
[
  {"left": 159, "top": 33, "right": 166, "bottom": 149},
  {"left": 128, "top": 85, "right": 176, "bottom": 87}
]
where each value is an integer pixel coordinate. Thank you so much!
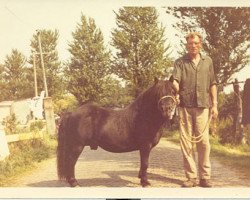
[{"left": 57, "top": 79, "right": 177, "bottom": 187}]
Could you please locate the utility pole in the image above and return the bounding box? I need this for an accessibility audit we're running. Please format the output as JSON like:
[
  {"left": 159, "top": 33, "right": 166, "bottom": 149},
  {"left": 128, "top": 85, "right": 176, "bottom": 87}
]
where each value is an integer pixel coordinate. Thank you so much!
[
  {"left": 33, "top": 53, "right": 38, "bottom": 97},
  {"left": 37, "top": 30, "right": 48, "bottom": 97},
  {"left": 36, "top": 30, "right": 56, "bottom": 136}
]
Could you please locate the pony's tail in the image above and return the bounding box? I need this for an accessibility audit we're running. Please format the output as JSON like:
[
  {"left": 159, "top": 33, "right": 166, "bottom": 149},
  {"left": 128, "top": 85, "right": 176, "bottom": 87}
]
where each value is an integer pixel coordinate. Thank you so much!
[{"left": 57, "top": 112, "right": 71, "bottom": 180}]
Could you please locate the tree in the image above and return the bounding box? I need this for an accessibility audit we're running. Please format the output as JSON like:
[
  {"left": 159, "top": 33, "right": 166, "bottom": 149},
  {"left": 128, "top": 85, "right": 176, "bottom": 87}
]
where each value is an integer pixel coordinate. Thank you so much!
[
  {"left": 1, "top": 49, "right": 32, "bottom": 100},
  {"left": 29, "top": 29, "right": 63, "bottom": 99},
  {"left": 65, "top": 15, "right": 111, "bottom": 104},
  {"left": 100, "top": 76, "right": 133, "bottom": 107},
  {"left": 166, "top": 7, "right": 250, "bottom": 84},
  {"left": 111, "top": 7, "right": 172, "bottom": 97}
]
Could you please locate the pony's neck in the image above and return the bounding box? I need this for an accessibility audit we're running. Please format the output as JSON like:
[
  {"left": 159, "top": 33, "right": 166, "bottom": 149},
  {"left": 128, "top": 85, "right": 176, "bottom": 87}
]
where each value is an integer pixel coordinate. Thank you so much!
[{"left": 130, "top": 85, "right": 161, "bottom": 117}]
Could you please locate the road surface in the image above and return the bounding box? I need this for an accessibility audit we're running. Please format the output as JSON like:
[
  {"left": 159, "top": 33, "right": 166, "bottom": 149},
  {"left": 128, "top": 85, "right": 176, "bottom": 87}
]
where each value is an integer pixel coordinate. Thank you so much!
[{"left": 8, "top": 138, "right": 250, "bottom": 187}]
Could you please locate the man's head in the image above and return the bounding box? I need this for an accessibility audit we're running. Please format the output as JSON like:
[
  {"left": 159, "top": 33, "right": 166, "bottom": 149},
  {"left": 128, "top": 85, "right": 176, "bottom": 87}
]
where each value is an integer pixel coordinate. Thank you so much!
[{"left": 185, "top": 32, "right": 202, "bottom": 57}]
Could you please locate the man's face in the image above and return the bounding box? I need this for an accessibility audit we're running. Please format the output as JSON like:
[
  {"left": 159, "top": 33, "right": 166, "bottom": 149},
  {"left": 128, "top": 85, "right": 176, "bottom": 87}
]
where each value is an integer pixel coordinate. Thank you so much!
[{"left": 186, "top": 35, "right": 202, "bottom": 56}]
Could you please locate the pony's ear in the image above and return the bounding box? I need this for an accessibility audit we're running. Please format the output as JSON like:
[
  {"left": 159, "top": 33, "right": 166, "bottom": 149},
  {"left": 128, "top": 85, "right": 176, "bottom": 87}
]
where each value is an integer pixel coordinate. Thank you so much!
[
  {"left": 154, "top": 77, "right": 159, "bottom": 84},
  {"left": 169, "top": 75, "right": 174, "bottom": 83}
]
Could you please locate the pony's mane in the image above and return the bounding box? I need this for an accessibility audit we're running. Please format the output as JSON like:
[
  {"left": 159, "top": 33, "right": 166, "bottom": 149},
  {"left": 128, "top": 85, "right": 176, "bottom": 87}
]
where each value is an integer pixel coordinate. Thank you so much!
[
  {"left": 142, "top": 80, "right": 168, "bottom": 100},
  {"left": 128, "top": 80, "right": 168, "bottom": 110}
]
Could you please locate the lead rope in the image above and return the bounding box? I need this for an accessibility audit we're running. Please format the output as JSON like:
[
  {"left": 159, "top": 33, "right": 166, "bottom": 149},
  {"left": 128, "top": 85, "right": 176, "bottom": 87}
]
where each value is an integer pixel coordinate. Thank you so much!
[{"left": 180, "top": 110, "right": 213, "bottom": 144}]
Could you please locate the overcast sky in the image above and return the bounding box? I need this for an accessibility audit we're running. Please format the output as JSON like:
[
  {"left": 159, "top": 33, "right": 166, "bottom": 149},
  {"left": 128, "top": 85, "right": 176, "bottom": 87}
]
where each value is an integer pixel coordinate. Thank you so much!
[{"left": 0, "top": 0, "right": 249, "bottom": 92}]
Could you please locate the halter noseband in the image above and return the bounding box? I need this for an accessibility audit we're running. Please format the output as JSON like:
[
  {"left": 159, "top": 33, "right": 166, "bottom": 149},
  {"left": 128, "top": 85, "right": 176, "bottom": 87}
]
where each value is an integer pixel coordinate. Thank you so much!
[{"left": 158, "top": 95, "right": 176, "bottom": 110}]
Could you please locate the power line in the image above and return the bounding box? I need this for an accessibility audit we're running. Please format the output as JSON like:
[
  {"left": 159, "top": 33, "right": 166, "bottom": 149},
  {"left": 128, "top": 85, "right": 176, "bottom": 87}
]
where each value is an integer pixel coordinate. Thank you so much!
[{"left": 5, "top": 5, "right": 34, "bottom": 29}]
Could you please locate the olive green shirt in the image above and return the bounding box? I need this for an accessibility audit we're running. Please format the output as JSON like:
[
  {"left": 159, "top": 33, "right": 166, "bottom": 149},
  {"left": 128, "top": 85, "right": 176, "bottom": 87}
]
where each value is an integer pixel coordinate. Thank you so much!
[{"left": 172, "top": 54, "right": 217, "bottom": 108}]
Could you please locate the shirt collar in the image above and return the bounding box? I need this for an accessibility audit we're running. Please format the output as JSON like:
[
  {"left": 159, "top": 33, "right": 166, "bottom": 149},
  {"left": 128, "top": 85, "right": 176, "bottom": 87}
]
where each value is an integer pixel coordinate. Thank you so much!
[{"left": 183, "top": 53, "right": 205, "bottom": 61}]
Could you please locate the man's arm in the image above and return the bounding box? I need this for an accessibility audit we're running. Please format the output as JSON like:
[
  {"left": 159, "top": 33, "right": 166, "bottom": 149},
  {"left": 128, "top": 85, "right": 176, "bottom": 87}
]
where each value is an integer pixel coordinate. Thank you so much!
[
  {"left": 210, "top": 84, "right": 218, "bottom": 119},
  {"left": 173, "top": 80, "right": 180, "bottom": 104}
]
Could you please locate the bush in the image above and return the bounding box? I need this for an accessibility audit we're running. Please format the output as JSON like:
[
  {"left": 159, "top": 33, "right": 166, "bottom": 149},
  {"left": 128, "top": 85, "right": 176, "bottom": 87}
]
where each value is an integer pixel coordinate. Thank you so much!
[
  {"left": 218, "top": 92, "right": 237, "bottom": 120},
  {"left": 217, "top": 92, "right": 244, "bottom": 144},
  {"left": 53, "top": 94, "right": 78, "bottom": 114},
  {"left": 2, "top": 114, "right": 19, "bottom": 135},
  {"left": 216, "top": 117, "right": 236, "bottom": 144},
  {"left": 29, "top": 120, "right": 45, "bottom": 132}
]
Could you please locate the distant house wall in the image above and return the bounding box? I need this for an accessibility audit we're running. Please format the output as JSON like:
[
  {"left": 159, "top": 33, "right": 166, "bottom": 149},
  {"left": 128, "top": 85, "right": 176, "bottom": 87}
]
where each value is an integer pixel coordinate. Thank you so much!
[
  {"left": 12, "top": 99, "right": 32, "bottom": 125},
  {"left": 0, "top": 101, "right": 13, "bottom": 124},
  {"left": 0, "top": 100, "right": 32, "bottom": 125},
  {"left": 0, "top": 91, "right": 45, "bottom": 125}
]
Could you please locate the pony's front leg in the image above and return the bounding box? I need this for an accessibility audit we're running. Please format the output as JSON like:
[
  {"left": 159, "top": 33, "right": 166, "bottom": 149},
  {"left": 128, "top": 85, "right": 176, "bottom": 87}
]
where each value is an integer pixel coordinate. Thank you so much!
[{"left": 139, "top": 143, "right": 152, "bottom": 187}]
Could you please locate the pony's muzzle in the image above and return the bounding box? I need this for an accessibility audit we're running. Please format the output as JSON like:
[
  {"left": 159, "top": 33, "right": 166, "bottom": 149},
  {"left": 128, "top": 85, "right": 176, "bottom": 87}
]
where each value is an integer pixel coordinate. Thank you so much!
[
  {"left": 162, "top": 105, "right": 176, "bottom": 120},
  {"left": 158, "top": 96, "right": 176, "bottom": 120}
]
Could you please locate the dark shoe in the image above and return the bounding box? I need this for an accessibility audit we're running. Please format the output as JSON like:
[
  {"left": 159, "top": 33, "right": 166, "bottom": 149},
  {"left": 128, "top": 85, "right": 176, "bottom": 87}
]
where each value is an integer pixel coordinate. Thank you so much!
[
  {"left": 182, "top": 178, "right": 197, "bottom": 187},
  {"left": 199, "top": 179, "right": 212, "bottom": 187}
]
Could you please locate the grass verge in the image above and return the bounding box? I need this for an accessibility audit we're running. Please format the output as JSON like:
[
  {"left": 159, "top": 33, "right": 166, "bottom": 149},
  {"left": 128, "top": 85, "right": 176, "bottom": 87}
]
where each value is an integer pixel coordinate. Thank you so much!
[
  {"left": 210, "top": 136, "right": 250, "bottom": 172},
  {"left": 0, "top": 134, "right": 57, "bottom": 186},
  {"left": 164, "top": 129, "right": 250, "bottom": 174}
]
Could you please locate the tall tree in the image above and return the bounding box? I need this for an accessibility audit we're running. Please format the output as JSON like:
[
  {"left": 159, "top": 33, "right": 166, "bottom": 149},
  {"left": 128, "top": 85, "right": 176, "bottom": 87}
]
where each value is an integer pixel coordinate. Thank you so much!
[
  {"left": 100, "top": 76, "right": 132, "bottom": 107},
  {"left": 111, "top": 7, "right": 172, "bottom": 97},
  {"left": 1, "top": 49, "right": 31, "bottom": 100},
  {"left": 65, "top": 15, "right": 111, "bottom": 104},
  {"left": 29, "top": 29, "right": 63, "bottom": 98},
  {"left": 166, "top": 7, "right": 250, "bottom": 84}
]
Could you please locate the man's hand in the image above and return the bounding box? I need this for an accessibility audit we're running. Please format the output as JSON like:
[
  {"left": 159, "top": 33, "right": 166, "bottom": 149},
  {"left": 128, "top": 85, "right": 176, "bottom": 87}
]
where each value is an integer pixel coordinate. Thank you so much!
[
  {"left": 175, "top": 94, "right": 180, "bottom": 105},
  {"left": 211, "top": 105, "right": 218, "bottom": 119}
]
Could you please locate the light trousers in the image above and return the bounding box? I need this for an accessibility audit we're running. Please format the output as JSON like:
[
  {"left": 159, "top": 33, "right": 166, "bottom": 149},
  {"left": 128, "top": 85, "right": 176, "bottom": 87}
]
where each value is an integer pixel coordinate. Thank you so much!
[{"left": 179, "top": 107, "right": 211, "bottom": 180}]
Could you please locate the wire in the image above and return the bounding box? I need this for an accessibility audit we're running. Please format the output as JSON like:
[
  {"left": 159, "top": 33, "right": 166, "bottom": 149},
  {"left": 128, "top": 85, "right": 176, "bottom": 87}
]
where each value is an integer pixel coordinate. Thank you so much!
[{"left": 5, "top": 5, "right": 35, "bottom": 29}]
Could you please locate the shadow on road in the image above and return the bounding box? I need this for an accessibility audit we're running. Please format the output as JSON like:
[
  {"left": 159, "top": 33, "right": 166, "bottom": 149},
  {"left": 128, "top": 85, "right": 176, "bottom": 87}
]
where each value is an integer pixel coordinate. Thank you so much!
[
  {"left": 27, "top": 180, "right": 66, "bottom": 187},
  {"left": 27, "top": 169, "right": 182, "bottom": 187}
]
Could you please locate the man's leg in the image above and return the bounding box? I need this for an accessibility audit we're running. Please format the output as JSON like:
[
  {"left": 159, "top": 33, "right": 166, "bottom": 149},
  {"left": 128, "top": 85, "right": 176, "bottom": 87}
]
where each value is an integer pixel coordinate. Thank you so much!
[
  {"left": 179, "top": 107, "right": 197, "bottom": 187},
  {"left": 195, "top": 108, "right": 212, "bottom": 187}
]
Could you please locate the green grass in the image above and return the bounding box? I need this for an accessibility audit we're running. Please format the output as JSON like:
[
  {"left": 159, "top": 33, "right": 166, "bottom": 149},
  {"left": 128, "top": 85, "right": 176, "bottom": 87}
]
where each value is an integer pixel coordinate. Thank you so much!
[
  {"left": 163, "top": 129, "right": 250, "bottom": 173},
  {"left": 210, "top": 136, "right": 250, "bottom": 171},
  {"left": 0, "top": 134, "right": 57, "bottom": 186},
  {"left": 163, "top": 129, "right": 180, "bottom": 143}
]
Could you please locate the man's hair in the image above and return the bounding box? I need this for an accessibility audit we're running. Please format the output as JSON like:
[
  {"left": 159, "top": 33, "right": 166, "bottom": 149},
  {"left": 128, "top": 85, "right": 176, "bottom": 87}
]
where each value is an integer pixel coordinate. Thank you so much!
[{"left": 185, "top": 32, "right": 203, "bottom": 43}]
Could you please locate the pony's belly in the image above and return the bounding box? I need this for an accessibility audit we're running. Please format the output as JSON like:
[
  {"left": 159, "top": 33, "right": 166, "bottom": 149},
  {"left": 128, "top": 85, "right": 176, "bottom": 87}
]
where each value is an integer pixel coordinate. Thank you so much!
[
  {"left": 97, "top": 124, "right": 138, "bottom": 152},
  {"left": 98, "top": 135, "right": 138, "bottom": 153},
  {"left": 98, "top": 142, "right": 138, "bottom": 153}
]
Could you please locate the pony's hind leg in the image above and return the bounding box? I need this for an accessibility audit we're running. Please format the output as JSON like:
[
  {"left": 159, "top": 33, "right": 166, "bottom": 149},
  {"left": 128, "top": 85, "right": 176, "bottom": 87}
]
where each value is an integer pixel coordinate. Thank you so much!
[{"left": 67, "top": 144, "right": 84, "bottom": 187}]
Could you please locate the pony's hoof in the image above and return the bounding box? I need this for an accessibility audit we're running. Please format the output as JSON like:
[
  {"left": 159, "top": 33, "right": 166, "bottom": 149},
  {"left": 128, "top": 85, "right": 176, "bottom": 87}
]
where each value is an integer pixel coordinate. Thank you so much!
[
  {"left": 68, "top": 179, "right": 80, "bottom": 187},
  {"left": 70, "top": 183, "right": 80, "bottom": 187},
  {"left": 141, "top": 180, "right": 151, "bottom": 187}
]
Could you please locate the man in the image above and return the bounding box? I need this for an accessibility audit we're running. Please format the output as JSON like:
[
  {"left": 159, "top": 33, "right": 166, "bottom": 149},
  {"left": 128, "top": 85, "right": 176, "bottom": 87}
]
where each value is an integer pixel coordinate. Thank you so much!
[{"left": 172, "top": 32, "right": 218, "bottom": 187}]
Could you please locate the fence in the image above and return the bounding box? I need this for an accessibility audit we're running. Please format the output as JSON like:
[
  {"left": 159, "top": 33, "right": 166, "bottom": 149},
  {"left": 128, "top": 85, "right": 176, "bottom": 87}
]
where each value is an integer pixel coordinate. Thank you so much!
[
  {"left": 0, "top": 93, "right": 57, "bottom": 161},
  {"left": 6, "top": 131, "right": 43, "bottom": 143},
  {"left": 0, "top": 127, "right": 43, "bottom": 161}
]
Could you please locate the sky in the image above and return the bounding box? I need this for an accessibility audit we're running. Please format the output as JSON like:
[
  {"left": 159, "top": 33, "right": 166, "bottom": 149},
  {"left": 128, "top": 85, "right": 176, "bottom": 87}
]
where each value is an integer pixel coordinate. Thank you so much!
[
  {"left": 0, "top": 0, "right": 250, "bottom": 93},
  {"left": 0, "top": 0, "right": 181, "bottom": 59}
]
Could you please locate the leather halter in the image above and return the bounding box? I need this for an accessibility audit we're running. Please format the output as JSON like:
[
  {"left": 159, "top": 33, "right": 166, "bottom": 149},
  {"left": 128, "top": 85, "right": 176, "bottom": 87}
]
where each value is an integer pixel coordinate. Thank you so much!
[{"left": 158, "top": 95, "right": 176, "bottom": 109}]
